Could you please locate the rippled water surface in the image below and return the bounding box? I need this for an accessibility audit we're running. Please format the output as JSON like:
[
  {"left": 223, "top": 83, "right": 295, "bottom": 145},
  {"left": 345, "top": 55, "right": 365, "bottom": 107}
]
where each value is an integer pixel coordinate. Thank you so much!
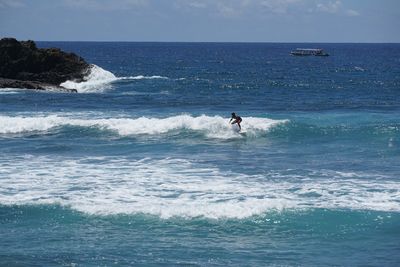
[{"left": 1, "top": 42, "right": 399, "bottom": 266}]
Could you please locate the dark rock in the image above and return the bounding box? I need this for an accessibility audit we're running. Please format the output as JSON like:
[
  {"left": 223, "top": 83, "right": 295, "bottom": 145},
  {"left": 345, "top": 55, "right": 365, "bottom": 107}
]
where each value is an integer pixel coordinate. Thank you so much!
[
  {"left": 0, "top": 78, "right": 77, "bottom": 92},
  {"left": 0, "top": 38, "right": 90, "bottom": 92}
]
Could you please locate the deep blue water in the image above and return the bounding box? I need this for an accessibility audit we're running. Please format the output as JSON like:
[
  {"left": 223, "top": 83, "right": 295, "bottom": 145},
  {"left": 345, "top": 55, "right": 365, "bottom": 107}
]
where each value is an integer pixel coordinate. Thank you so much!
[{"left": 1, "top": 42, "right": 400, "bottom": 266}]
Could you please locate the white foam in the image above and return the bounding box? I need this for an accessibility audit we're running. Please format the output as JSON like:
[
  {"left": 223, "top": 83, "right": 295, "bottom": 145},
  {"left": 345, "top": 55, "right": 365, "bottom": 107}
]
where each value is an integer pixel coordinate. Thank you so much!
[
  {"left": 60, "top": 64, "right": 117, "bottom": 93},
  {"left": 121, "top": 75, "right": 169, "bottom": 80},
  {"left": 60, "top": 64, "right": 169, "bottom": 93},
  {"left": 0, "top": 88, "right": 22, "bottom": 94},
  {"left": 0, "top": 115, "right": 63, "bottom": 134},
  {"left": 0, "top": 156, "right": 399, "bottom": 219},
  {"left": 0, "top": 114, "right": 287, "bottom": 138}
]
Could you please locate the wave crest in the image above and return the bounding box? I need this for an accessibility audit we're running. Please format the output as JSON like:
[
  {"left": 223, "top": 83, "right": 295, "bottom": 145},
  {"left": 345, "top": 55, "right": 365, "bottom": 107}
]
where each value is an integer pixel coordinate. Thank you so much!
[
  {"left": 60, "top": 64, "right": 169, "bottom": 93},
  {"left": 0, "top": 114, "right": 288, "bottom": 139},
  {"left": 60, "top": 65, "right": 117, "bottom": 92}
]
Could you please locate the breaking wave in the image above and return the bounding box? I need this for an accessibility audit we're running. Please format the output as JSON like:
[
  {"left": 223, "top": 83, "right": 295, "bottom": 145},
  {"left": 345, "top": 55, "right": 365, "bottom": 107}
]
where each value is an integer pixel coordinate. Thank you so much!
[
  {"left": 0, "top": 114, "right": 287, "bottom": 139},
  {"left": 60, "top": 64, "right": 169, "bottom": 93},
  {"left": 1, "top": 113, "right": 398, "bottom": 141},
  {"left": 60, "top": 65, "right": 117, "bottom": 92},
  {"left": 0, "top": 156, "right": 399, "bottom": 219}
]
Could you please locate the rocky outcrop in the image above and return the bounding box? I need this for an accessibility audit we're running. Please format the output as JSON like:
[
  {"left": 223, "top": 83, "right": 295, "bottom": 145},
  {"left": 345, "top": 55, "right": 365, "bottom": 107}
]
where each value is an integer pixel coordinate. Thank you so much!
[
  {"left": 0, "top": 78, "right": 77, "bottom": 92},
  {"left": 0, "top": 38, "right": 90, "bottom": 92}
]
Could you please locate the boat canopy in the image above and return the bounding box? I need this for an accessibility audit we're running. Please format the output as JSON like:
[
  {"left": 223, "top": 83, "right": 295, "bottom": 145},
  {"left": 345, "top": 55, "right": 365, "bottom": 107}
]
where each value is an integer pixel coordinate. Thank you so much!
[
  {"left": 290, "top": 48, "right": 329, "bottom": 56},
  {"left": 295, "top": 48, "right": 324, "bottom": 51}
]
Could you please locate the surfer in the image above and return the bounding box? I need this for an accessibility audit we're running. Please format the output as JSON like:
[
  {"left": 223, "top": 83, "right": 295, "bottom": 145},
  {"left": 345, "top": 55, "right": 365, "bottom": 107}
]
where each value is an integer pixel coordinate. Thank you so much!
[{"left": 229, "top": 112, "right": 242, "bottom": 131}]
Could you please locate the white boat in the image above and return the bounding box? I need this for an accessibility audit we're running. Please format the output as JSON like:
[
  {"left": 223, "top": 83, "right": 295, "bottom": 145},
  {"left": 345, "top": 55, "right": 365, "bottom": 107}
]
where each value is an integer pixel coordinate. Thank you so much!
[{"left": 290, "top": 48, "right": 329, "bottom": 56}]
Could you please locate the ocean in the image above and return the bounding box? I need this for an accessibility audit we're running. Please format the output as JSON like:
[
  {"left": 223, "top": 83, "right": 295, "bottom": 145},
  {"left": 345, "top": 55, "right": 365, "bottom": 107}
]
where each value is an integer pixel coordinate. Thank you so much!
[{"left": 0, "top": 42, "right": 399, "bottom": 266}]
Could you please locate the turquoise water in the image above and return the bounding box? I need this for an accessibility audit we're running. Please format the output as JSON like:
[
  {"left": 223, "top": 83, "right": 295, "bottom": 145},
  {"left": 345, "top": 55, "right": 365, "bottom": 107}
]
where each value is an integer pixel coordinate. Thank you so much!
[{"left": 0, "top": 43, "right": 399, "bottom": 266}]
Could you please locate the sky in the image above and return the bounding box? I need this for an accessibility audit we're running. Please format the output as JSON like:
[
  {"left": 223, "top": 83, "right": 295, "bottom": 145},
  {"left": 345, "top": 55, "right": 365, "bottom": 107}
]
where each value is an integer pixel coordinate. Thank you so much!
[{"left": 0, "top": 0, "right": 399, "bottom": 42}]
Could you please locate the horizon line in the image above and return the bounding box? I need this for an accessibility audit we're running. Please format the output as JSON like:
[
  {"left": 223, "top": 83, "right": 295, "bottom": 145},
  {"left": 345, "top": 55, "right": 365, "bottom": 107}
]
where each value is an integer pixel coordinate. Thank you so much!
[
  {"left": 33, "top": 40, "right": 400, "bottom": 44},
  {"left": 3, "top": 37, "right": 399, "bottom": 44}
]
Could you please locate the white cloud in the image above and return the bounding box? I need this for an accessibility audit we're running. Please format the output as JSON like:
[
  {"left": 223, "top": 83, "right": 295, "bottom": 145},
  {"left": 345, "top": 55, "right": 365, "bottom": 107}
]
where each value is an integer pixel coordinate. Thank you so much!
[
  {"left": 216, "top": 0, "right": 263, "bottom": 18},
  {"left": 315, "top": 1, "right": 360, "bottom": 17},
  {"left": 316, "top": 0, "right": 341, "bottom": 14},
  {"left": 175, "top": 0, "right": 303, "bottom": 17},
  {"left": 174, "top": 0, "right": 252, "bottom": 18},
  {"left": 62, "top": 0, "right": 148, "bottom": 10},
  {"left": 217, "top": 3, "right": 238, "bottom": 17},
  {"left": 188, "top": 1, "right": 207, "bottom": 9},
  {"left": 260, "top": 0, "right": 303, "bottom": 14},
  {"left": 346, "top": 9, "right": 360, "bottom": 16},
  {"left": 0, "top": 0, "right": 26, "bottom": 8}
]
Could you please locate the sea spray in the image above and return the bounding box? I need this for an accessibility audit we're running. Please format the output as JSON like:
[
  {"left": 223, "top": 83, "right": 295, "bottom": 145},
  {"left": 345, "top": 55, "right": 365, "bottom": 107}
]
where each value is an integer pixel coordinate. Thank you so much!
[
  {"left": 60, "top": 64, "right": 169, "bottom": 93},
  {"left": 60, "top": 64, "right": 117, "bottom": 92}
]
